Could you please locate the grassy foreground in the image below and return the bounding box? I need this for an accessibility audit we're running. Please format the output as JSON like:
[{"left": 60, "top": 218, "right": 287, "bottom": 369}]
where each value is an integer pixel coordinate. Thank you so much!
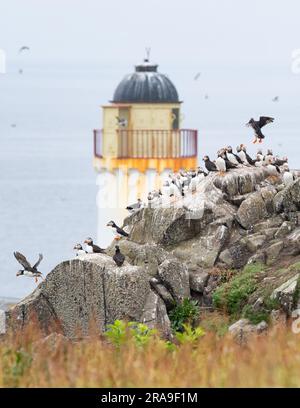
[{"left": 1, "top": 320, "right": 300, "bottom": 388}]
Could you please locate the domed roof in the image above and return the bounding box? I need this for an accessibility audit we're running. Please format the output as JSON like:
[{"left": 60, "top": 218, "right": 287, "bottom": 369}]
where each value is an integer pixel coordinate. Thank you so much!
[{"left": 112, "top": 59, "right": 180, "bottom": 104}]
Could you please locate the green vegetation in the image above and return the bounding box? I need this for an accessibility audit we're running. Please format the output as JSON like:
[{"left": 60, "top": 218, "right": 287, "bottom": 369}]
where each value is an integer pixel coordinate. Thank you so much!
[
  {"left": 175, "top": 324, "right": 205, "bottom": 345},
  {"left": 212, "top": 263, "right": 263, "bottom": 316},
  {"left": 104, "top": 320, "right": 157, "bottom": 348},
  {"left": 169, "top": 298, "right": 199, "bottom": 332}
]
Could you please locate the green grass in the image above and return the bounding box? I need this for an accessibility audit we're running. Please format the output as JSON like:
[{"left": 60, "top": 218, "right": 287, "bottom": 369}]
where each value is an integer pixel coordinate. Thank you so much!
[
  {"left": 169, "top": 298, "right": 199, "bottom": 332},
  {"left": 212, "top": 263, "right": 263, "bottom": 316}
]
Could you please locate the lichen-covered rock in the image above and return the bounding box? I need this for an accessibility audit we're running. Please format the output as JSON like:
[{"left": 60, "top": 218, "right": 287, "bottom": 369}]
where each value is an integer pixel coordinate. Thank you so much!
[
  {"left": 245, "top": 234, "right": 266, "bottom": 253},
  {"left": 273, "top": 179, "right": 300, "bottom": 214},
  {"left": 284, "top": 228, "right": 300, "bottom": 255},
  {"left": 140, "top": 290, "right": 172, "bottom": 339},
  {"left": 189, "top": 269, "right": 210, "bottom": 293},
  {"left": 265, "top": 241, "right": 284, "bottom": 265},
  {"left": 228, "top": 318, "right": 268, "bottom": 343},
  {"left": 236, "top": 192, "right": 268, "bottom": 229},
  {"left": 218, "top": 242, "right": 251, "bottom": 269},
  {"left": 158, "top": 259, "right": 190, "bottom": 303},
  {"left": 149, "top": 277, "right": 174, "bottom": 311},
  {"left": 271, "top": 274, "right": 300, "bottom": 314},
  {"left": 6, "top": 255, "right": 152, "bottom": 339},
  {"left": 0, "top": 310, "right": 6, "bottom": 335}
]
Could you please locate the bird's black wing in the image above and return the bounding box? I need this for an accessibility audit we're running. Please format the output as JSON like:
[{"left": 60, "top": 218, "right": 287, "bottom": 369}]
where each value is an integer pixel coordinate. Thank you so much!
[
  {"left": 33, "top": 253, "right": 43, "bottom": 269},
  {"left": 14, "top": 252, "right": 32, "bottom": 270},
  {"left": 116, "top": 227, "right": 129, "bottom": 237},
  {"left": 258, "top": 117, "right": 274, "bottom": 128},
  {"left": 93, "top": 244, "right": 105, "bottom": 253}
]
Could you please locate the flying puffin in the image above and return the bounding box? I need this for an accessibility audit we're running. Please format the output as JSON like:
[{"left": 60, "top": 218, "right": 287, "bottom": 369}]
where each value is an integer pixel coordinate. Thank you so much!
[
  {"left": 113, "top": 245, "right": 125, "bottom": 267},
  {"left": 73, "top": 243, "right": 87, "bottom": 256},
  {"left": 203, "top": 156, "right": 217, "bottom": 172},
  {"left": 246, "top": 116, "right": 275, "bottom": 144},
  {"left": 241, "top": 145, "right": 256, "bottom": 165},
  {"left": 14, "top": 252, "right": 43, "bottom": 283},
  {"left": 84, "top": 238, "right": 105, "bottom": 254},
  {"left": 106, "top": 221, "right": 129, "bottom": 240},
  {"left": 126, "top": 198, "right": 143, "bottom": 213},
  {"left": 215, "top": 151, "right": 227, "bottom": 175}
]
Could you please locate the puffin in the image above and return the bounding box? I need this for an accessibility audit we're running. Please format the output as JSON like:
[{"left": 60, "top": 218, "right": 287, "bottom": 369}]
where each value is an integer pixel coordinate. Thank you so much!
[
  {"left": 73, "top": 243, "right": 87, "bottom": 256},
  {"left": 275, "top": 156, "right": 288, "bottom": 167},
  {"left": 220, "top": 149, "right": 237, "bottom": 170},
  {"left": 283, "top": 165, "right": 295, "bottom": 187},
  {"left": 203, "top": 156, "right": 217, "bottom": 172},
  {"left": 236, "top": 145, "right": 250, "bottom": 166},
  {"left": 106, "top": 221, "right": 129, "bottom": 240},
  {"left": 113, "top": 245, "right": 125, "bottom": 267},
  {"left": 14, "top": 252, "right": 43, "bottom": 283},
  {"left": 84, "top": 238, "right": 105, "bottom": 254},
  {"left": 215, "top": 151, "right": 227, "bottom": 175},
  {"left": 246, "top": 116, "right": 274, "bottom": 144},
  {"left": 225, "top": 146, "right": 242, "bottom": 165},
  {"left": 126, "top": 198, "right": 142, "bottom": 213},
  {"left": 241, "top": 145, "right": 256, "bottom": 165}
]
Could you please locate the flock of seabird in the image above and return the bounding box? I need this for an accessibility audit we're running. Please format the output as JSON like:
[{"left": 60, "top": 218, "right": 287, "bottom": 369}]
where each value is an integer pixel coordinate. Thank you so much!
[{"left": 14, "top": 115, "right": 295, "bottom": 282}]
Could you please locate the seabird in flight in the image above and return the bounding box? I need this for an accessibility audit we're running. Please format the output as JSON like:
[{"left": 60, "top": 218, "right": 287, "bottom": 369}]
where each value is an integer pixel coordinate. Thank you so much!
[
  {"left": 84, "top": 238, "right": 105, "bottom": 254},
  {"left": 106, "top": 221, "right": 129, "bottom": 240},
  {"left": 14, "top": 251, "right": 43, "bottom": 283},
  {"left": 18, "top": 46, "right": 30, "bottom": 54},
  {"left": 113, "top": 245, "right": 125, "bottom": 267},
  {"left": 246, "top": 116, "right": 275, "bottom": 144}
]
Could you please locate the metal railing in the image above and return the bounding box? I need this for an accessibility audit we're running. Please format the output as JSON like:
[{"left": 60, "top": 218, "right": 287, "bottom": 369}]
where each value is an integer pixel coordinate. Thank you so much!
[{"left": 94, "top": 129, "right": 198, "bottom": 159}]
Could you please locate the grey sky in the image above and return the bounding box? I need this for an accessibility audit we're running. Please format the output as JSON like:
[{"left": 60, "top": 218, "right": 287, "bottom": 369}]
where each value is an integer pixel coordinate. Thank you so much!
[{"left": 1, "top": 0, "right": 300, "bottom": 68}]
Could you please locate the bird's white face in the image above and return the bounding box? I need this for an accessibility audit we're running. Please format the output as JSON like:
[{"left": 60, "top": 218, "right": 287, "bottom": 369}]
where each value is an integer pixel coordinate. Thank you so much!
[{"left": 16, "top": 270, "right": 23, "bottom": 276}]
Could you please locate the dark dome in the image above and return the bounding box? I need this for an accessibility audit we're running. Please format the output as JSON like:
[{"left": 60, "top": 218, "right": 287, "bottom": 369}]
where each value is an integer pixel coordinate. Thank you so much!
[{"left": 112, "top": 60, "right": 179, "bottom": 103}]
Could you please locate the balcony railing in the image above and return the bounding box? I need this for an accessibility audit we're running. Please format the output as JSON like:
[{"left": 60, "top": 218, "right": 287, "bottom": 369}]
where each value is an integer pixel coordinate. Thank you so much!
[{"left": 94, "top": 129, "right": 198, "bottom": 159}]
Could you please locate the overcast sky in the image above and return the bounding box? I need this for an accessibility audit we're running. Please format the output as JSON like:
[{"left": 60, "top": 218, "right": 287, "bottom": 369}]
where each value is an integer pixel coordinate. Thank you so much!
[{"left": 1, "top": 0, "right": 300, "bottom": 69}]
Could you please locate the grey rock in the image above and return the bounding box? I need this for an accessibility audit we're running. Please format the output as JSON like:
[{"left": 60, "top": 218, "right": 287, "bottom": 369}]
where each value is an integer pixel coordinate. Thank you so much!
[
  {"left": 7, "top": 255, "right": 152, "bottom": 339},
  {"left": 265, "top": 241, "right": 284, "bottom": 265},
  {"left": 274, "top": 179, "right": 300, "bottom": 214},
  {"left": 284, "top": 228, "right": 300, "bottom": 255},
  {"left": 0, "top": 310, "right": 6, "bottom": 335},
  {"left": 158, "top": 259, "right": 190, "bottom": 303},
  {"left": 218, "top": 242, "right": 251, "bottom": 269},
  {"left": 189, "top": 270, "right": 210, "bottom": 293},
  {"left": 274, "top": 221, "right": 294, "bottom": 239},
  {"left": 140, "top": 290, "right": 172, "bottom": 339},
  {"left": 245, "top": 234, "right": 266, "bottom": 253},
  {"left": 149, "top": 278, "right": 174, "bottom": 311},
  {"left": 247, "top": 252, "right": 266, "bottom": 265},
  {"left": 271, "top": 274, "right": 300, "bottom": 314},
  {"left": 229, "top": 318, "right": 268, "bottom": 343},
  {"left": 236, "top": 192, "right": 268, "bottom": 229}
]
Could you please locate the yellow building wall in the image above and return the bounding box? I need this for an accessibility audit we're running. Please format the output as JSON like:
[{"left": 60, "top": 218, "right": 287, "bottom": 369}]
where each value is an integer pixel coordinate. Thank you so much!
[
  {"left": 102, "top": 107, "right": 119, "bottom": 157},
  {"left": 130, "top": 103, "right": 181, "bottom": 130}
]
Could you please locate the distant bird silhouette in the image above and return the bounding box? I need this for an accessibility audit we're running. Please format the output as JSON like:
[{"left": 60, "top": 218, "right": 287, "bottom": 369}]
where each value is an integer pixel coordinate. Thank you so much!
[
  {"left": 194, "top": 72, "right": 201, "bottom": 80},
  {"left": 113, "top": 245, "right": 125, "bottom": 267},
  {"left": 272, "top": 96, "right": 279, "bottom": 102},
  {"left": 18, "top": 46, "right": 30, "bottom": 54},
  {"left": 204, "top": 94, "right": 209, "bottom": 100},
  {"left": 14, "top": 252, "right": 43, "bottom": 283},
  {"left": 246, "top": 116, "right": 274, "bottom": 144}
]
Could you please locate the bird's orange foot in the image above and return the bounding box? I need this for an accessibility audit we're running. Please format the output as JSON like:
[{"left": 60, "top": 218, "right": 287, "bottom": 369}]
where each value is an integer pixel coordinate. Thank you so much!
[
  {"left": 114, "top": 236, "right": 121, "bottom": 241},
  {"left": 35, "top": 277, "right": 38, "bottom": 283},
  {"left": 252, "top": 139, "right": 257, "bottom": 144}
]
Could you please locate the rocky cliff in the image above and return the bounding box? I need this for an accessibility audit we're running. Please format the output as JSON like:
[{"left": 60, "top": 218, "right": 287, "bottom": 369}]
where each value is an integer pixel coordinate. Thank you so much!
[{"left": 6, "top": 166, "right": 300, "bottom": 339}]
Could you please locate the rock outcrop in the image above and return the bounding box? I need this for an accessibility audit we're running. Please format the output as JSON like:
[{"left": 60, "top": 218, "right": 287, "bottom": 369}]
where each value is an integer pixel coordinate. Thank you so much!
[{"left": 6, "top": 166, "right": 300, "bottom": 339}]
